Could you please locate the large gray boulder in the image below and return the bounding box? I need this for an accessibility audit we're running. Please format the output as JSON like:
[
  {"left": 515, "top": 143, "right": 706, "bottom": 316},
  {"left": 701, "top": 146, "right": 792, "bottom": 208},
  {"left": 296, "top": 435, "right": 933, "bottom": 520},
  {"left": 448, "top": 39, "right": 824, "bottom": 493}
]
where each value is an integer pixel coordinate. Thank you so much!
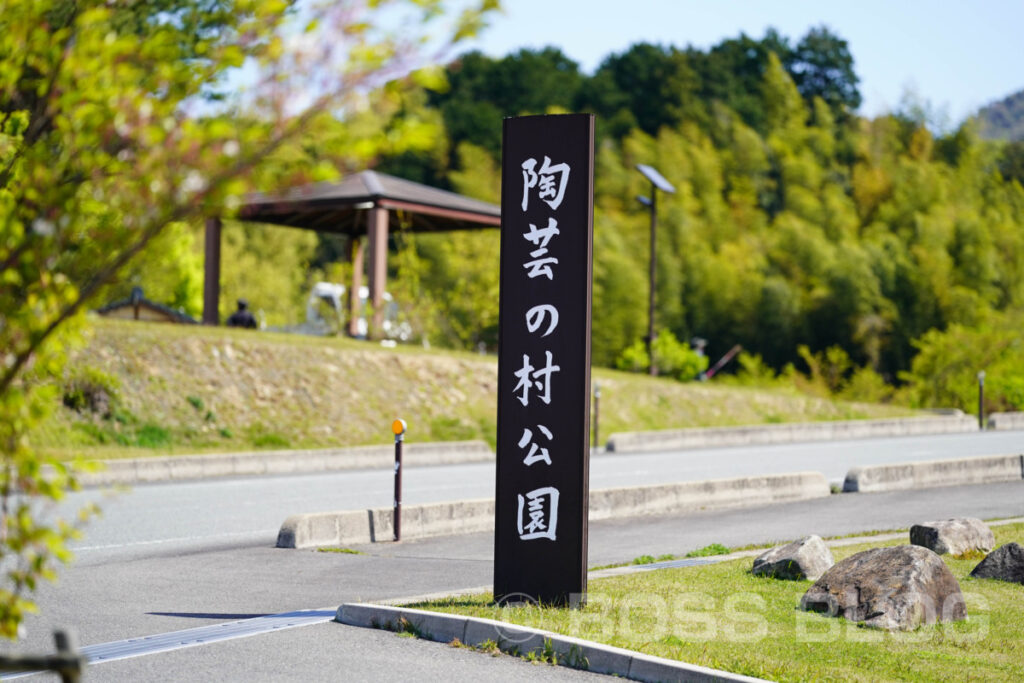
[
  {"left": 800, "top": 545, "right": 966, "bottom": 631},
  {"left": 970, "top": 543, "right": 1024, "bottom": 585},
  {"left": 752, "top": 535, "right": 834, "bottom": 581},
  {"left": 910, "top": 517, "right": 995, "bottom": 556}
]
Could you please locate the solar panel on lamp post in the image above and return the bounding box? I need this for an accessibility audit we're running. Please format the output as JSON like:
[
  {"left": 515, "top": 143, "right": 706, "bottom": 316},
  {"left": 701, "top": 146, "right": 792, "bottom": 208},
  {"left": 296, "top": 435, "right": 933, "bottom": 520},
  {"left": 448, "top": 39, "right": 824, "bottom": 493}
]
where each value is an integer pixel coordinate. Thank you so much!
[{"left": 636, "top": 164, "right": 675, "bottom": 376}]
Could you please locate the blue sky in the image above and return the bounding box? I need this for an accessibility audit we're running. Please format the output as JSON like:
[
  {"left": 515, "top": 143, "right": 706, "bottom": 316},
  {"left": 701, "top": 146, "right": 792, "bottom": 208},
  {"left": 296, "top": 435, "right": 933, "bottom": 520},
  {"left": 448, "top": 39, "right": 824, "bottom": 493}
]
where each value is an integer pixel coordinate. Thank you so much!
[{"left": 456, "top": 0, "right": 1024, "bottom": 126}]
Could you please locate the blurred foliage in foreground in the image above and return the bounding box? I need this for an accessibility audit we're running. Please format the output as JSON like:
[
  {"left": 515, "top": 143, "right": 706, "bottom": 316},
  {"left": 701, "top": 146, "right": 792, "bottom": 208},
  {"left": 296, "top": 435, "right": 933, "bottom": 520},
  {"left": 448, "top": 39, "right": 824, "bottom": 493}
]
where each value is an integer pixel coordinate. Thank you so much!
[{"left": 0, "top": 0, "right": 497, "bottom": 640}]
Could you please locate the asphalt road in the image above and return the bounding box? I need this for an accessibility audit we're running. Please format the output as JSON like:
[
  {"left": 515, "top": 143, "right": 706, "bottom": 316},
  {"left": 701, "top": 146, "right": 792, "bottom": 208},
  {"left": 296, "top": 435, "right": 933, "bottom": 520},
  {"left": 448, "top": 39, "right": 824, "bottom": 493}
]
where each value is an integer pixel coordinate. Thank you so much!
[
  {"left": 3, "top": 430, "right": 1019, "bottom": 680},
  {"left": 6, "top": 480, "right": 1024, "bottom": 681},
  {"left": 59, "top": 430, "right": 1023, "bottom": 564}
]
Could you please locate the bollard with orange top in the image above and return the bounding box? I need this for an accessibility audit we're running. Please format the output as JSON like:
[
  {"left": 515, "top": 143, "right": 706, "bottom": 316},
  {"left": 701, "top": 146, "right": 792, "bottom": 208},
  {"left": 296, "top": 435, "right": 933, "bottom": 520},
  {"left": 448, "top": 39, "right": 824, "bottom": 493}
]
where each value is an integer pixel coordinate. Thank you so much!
[{"left": 392, "top": 418, "right": 406, "bottom": 541}]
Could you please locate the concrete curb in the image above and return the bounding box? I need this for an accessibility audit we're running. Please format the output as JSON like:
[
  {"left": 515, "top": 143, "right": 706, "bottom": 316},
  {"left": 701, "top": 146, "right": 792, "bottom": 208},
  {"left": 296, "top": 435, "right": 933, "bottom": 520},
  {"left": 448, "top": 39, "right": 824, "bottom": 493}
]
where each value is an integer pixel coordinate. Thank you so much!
[
  {"left": 588, "top": 471, "right": 828, "bottom": 521},
  {"left": 276, "top": 471, "right": 829, "bottom": 549},
  {"left": 335, "top": 603, "right": 765, "bottom": 682},
  {"left": 988, "top": 411, "right": 1024, "bottom": 431},
  {"left": 77, "top": 440, "right": 494, "bottom": 487},
  {"left": 606, "top": 415, "right": 978, "bottom": 453},
  {"left": 333, "top": 517, "right": 1024, "bottom": 681},
  {"left": 276, "top": 499, "right": 495, "bottom": 547},
  {"left": 843, "top": 454, "right": 1024, "bottom": 492},
  {"left": 76, "top": 414, "right": 1010, "bottom": 487}
]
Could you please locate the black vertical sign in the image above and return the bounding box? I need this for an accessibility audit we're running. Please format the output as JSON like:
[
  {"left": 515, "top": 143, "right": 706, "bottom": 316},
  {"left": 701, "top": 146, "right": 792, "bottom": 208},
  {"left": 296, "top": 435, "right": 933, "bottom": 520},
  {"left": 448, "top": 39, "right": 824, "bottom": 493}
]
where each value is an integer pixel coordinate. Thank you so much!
[{"left": 494, "top": 114, "right": 594, "bottom": 607}]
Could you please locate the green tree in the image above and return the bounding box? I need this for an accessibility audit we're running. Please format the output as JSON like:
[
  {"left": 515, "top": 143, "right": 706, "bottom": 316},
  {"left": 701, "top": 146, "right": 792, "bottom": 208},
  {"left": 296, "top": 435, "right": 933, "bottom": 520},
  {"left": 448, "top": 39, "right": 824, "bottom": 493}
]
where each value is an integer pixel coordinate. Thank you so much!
[
  {"left": 387, "top": 29, "right": 1024, "bottom": 395},
  {"left": 688, "top": 29, "right": 792, "bottom": 134},
  {"left": 615, "top": 330, "right": 708, "bottom": 381},
  {"left": 0, "top": 0, "right": 496, "bottom": 639},
  {"left": 218, "top": 221, "right": 319, "bottom": 326},
  {"left": 431, "top": 47, "right": 584, "bottom": 158},
  {"left": 384, "top": 140, "right": 502, "bottom": 349},
  {"left": 582, "top": 43, "right": 701, "bottom": 138},
  {"left": 422, "top": 140, "right": 501, "bottom": 348},
  {"left": 786, "top": 25, "right": 861, "bottom": 115},
  {"left": 901, "top": 313, "right": 1024, "bottom": 412},
  {"left": 101, "top": 221, "right": 205, "bottom": 317},
  {"left": 406, "top": 230, "right": 501, "bottom": 348},
  {"left": 997, "top": 140, "right": 1024, "bottom": 185}
]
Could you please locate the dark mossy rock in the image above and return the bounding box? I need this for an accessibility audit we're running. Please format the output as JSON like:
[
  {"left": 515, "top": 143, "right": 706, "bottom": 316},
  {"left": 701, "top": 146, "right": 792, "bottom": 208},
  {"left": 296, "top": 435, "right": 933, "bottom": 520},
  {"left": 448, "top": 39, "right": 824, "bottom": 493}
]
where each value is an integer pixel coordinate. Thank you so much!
[{"left": 800, "top": 545, "right": 966, "bottom": 631}]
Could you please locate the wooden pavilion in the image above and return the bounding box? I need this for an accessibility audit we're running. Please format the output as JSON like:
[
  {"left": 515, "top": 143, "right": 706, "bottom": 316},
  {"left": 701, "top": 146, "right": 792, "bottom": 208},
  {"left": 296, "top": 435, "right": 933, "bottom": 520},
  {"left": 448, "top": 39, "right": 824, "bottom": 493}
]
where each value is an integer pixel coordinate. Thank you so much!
[{"left": 203, "top": 170, "right": 501, "bottom": 335}]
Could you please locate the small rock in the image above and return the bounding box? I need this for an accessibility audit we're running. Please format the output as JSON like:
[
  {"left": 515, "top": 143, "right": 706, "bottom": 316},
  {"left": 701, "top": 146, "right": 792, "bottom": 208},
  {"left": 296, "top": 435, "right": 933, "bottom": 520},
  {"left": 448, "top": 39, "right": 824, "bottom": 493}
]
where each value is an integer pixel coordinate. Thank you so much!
[
  {"left": 752, "top": 535, "right": 834, "bottom": 581},
  {"left": 910, "top": 517, "right": 995, "bottom": 556},
  {"left": 800, "top": 545, "right": 966, "bottom": 631},
  {"left": 970, "top": 543, "right": 1024, "bottom": 585}
]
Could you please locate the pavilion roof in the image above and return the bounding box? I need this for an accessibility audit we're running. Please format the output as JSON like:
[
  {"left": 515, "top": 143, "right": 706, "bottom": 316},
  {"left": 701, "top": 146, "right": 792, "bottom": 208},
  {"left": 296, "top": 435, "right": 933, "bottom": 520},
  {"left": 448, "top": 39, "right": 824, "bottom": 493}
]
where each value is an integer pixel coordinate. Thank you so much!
[{"left": 239, "top": 170, "right": 501, "bottom": 234}]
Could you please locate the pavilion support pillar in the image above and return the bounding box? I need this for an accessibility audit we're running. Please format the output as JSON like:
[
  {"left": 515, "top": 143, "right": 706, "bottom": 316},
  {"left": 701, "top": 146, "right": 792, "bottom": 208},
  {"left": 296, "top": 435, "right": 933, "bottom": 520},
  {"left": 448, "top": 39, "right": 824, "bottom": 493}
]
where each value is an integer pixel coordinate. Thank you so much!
[
  {"left": 366, "top": 206, "right": 389, "bottom": 338},
  {"left": 203, "top": 217, "right": 222, "bottom": 325},
  {"left": 347, "top": 236, "right": 365, "bottom": 337}
]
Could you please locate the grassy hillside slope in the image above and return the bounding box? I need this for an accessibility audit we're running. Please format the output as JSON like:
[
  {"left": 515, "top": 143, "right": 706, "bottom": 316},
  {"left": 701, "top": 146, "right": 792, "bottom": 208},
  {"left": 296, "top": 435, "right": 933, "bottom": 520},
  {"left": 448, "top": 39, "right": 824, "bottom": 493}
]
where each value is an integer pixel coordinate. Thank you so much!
[{"left": 36, "top": 318, "right": 918, "bottom": 459}]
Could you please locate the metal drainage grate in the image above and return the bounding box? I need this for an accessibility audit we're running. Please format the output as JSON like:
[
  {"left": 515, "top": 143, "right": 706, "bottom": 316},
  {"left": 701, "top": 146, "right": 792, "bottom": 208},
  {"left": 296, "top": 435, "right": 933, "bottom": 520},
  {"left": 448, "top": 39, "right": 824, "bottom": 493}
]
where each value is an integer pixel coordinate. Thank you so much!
[
  {"left": 83, "top": 608, "right": 336, "bottom": 664},
  {"left": 2, "top": 607, "right": 336, "bottom": 678}
]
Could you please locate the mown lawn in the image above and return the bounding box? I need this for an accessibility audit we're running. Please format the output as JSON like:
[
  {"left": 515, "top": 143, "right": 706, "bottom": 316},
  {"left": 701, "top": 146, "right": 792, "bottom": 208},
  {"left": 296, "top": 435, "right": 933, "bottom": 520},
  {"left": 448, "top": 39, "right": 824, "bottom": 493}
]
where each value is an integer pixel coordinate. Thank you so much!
[{"left": 412, "top": 522, "right": 1024, "bottom": 682}]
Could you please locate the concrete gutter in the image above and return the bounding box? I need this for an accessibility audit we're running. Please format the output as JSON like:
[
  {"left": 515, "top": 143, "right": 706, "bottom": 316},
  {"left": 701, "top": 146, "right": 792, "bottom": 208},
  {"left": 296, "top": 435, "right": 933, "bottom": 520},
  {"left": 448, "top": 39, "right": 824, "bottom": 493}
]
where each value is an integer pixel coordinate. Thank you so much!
[
  {"left": 276, "top": 471, "right": 829, "bottom": 549},
  {"left": 606, "top": 414, "right": 978, "bottom": 453},
  {"left": 335, "top": 603, "right": 765, "bottom": 683},
  {"left": 843, "top": 453, "right": 1024, "bottom": 492},
  {"left": 77, "top": 440, "right": 494, "bottom": 487}
]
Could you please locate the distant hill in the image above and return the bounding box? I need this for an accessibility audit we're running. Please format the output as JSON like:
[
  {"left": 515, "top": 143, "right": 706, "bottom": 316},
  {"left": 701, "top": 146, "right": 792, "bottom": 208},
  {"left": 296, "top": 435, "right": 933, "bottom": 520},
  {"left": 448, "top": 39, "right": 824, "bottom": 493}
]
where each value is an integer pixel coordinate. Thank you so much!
[{"left": 978, "top": 89, "right": 1024, "bottom": 141}]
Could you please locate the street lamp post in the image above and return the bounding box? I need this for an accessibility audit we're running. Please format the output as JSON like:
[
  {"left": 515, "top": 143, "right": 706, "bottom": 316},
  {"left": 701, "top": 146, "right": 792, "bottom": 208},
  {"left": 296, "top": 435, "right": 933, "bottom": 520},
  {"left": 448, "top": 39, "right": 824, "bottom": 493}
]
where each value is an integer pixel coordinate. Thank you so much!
[
  {"left": 977, "top": 371, "right": 986, "bottom": 431},
  {"left": 636, "top": 164, "right": 675, "bottom": 376}
]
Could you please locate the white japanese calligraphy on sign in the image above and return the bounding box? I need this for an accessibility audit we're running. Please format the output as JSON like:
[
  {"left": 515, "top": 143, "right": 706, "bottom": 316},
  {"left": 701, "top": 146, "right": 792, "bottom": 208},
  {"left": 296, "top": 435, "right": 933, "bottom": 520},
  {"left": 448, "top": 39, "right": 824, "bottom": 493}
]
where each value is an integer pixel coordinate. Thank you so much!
[
  {"left": 512, "top": 351, "right": 560, "bottom": 406},
  {"left": 507, "top": 145, "right": 577, "bottom": 548},
  {"left": 525, "top": 304, "right": 559, "bottom": 337},
  {"left": 518, "top": 425, "right": 553, "bottom": 466},
  {"left": 517, "top": 486, "right": 560, "bottom": 540},
  {"left": 522, "top": 218, "right": 560, "bottom": 280},
  {"left": 521, "top": 157, "right": 571, "bottom": 212}
]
